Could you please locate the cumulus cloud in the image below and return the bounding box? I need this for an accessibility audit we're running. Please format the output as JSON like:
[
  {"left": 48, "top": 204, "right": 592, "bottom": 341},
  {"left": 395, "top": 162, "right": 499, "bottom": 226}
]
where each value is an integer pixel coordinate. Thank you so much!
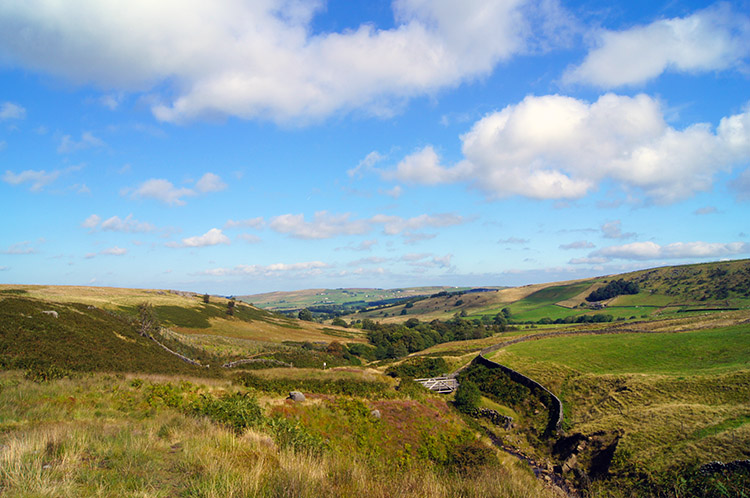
[
  {"left": 0, "top": 0, "right": 570, "bottom": 123},
  {"left": 176, "top": 228, "right": 231, "bottom": 248},
  {"left": 129, "top": 178, "right": 195, "bottom": 206},
  {"left": 2, "top": 169, "right": 62, "bottom": 191},
  {"left": 269, "top": 212, "right": 370, "bottom": 239},
  {"left": 564, "top": 4, "right": 750, "bottom": 87},
  {"left": 195, "top": 172, "right": 227, "bottom": 193},
  {"left": 387, "top": 94, "right": 750, "bottom": 203},
  {"left": 0, "top": 101, "right": 25, "bottom": 120},
  {"left": 127, "top": 173, "right": 227, "bottom": 205},
  {"left": 573, "top": 240, "right": 750, "bottom": 263}
]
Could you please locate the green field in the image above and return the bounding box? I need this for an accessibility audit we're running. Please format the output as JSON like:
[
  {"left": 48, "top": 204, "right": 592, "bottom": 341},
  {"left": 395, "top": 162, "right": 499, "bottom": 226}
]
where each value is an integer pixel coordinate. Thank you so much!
[{"left": 494, "top": 325, "right": 750, "bottom": 375}]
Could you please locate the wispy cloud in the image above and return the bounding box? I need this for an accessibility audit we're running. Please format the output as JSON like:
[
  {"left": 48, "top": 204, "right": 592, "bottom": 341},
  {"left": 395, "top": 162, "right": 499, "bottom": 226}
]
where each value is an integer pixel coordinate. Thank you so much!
[
  {"left": 58, "top": 131, "right": 105, "bottom": 153},
  {"left": 3, "top": 241, "right": 36, "bottom": 254},
  {"left": 200, "top": 261, "right": 330, "bottom": 277},
  {"left": 0, "top": 102, "right": 26, "bottom": 120},
  {"left": 3, "top": 169, "right": 62, "bottom": 191},
  {"left": 127, "top": 173, "right": 227, "bottom": 206},
  {"left": 83, "top": 214, "right": 156, "bottom": 233}
]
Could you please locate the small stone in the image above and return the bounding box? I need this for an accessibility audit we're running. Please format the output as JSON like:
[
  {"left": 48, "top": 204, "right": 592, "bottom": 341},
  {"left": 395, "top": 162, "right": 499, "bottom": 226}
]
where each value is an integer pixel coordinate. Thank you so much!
[
  {"left": 42, "top": 464, "right": 52, "bottom": 470},
  {"left": 288, "top": 391, "right": 306, "bottom": 402},
  {"left": 42, "top": 310, "right": 59, "bottom": 319},
  {"left": 370, "top": 409, "right": 381, "bottom": 419}
]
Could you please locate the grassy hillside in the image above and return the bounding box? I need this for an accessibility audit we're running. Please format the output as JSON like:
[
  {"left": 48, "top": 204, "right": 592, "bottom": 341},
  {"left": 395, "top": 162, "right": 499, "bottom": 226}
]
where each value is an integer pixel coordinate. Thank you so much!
[
  {"left": 0, "top": 370, "right": 558, "bottom": 498},
  {"left": 486, "top": 323, "right": 750, "bottom": 495},
  {"left": 239, "top": 286, "right": 463, "bottom": 312},
  {"left": 351, "top": 259, "right": 750, "bottom": 326},
  {"left": 0, "top": 285, "right": 365, "bottom": 344},
  {"left": 0, "top": 296, "right": 207, "bottom": 376}
]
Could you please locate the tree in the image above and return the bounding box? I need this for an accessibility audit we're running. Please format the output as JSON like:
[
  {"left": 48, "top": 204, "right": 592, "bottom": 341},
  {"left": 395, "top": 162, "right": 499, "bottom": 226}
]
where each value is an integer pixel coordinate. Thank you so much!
[
  {"left": 203, "top": 293, "right": 210, "bottom": 304},
  {"left": 298, "top": 308, "right": 313, "bottom": 321},
  {"left": 454, "top": 380, "right": 481, "bottom": 413},
  {"left": 137, "top": 302, "right": 159, "bottom": 338},
  {"left": 331, "top": 317, "right": 348, "bottom": 327},
  {"left": 227, "top": 299, "right": 236, "bottom": 316}
]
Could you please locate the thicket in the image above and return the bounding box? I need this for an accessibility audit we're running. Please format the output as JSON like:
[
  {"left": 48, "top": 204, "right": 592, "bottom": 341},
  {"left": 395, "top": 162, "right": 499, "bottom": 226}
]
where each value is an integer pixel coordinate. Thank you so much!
[
  {"left": 586, "top": 279, "right": 639, "bottom": 302},
  {"left": 459, "top": 363, "right": 530, "bottom": 407},
  {"left": 365, "top": 316, "right": 505, "bottom": 360}
]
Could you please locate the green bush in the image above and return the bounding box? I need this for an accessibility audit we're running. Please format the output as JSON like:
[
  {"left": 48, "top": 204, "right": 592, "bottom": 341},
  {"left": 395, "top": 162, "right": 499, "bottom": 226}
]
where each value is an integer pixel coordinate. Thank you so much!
[
  {"left": 453, "top": 380, "right": 481, "bottom": 413},
  {"left": 190, "top": 392, "right": 264, "bottom": 433}
]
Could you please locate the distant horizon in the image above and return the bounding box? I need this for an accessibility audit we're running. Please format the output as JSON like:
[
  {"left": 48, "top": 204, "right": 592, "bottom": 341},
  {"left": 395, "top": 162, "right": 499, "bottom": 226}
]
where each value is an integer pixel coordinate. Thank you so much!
[
  {"left": 5, "top": 257, "right": 749, "bottom": 297},
  {"left": 2, "top": 1, "right": 749, "bottom": 296}
]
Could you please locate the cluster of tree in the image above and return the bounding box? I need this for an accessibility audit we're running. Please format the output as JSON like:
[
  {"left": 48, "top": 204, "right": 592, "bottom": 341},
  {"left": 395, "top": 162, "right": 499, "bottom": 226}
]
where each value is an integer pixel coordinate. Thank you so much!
[
  {"left": 586, "top": 279, "right": 639, "bottom": 302},
  {"left": 364, "top": 316, "right": 509, "bottom": 360},
  {"left": 528, "top": 313, "right": 614, "bottom": 325}
]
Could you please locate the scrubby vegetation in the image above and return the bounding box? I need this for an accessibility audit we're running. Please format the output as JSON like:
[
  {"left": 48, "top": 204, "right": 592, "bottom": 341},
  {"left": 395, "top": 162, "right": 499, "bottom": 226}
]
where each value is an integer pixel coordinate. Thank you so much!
[{"left": 586, "top": 279, "right": 640, "bottom": 302}]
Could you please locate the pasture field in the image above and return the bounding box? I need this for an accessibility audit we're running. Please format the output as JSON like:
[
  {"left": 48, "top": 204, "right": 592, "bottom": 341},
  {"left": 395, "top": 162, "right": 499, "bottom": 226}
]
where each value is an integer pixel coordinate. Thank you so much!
[{"left": 487, "top": 322, "right": 750, "bottom": 491}]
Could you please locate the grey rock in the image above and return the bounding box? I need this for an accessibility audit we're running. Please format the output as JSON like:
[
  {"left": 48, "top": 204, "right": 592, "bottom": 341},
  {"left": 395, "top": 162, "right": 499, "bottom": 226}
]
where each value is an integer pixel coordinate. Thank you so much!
[
  {"left": 42, "top": 310, "right": 58, "bottom": 318},
  {"left": 288, "top": 391, "right": 306, "bottom": 402},
  {"left": 370, "top": 409, "right": 381, "bottom": 419}
]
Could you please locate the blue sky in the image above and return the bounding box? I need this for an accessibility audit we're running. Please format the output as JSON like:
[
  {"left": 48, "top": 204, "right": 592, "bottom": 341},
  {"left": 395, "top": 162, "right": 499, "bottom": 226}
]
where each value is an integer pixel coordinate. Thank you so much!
[{"left": 1, "top": 0, "right": 750, "bottom": 295}]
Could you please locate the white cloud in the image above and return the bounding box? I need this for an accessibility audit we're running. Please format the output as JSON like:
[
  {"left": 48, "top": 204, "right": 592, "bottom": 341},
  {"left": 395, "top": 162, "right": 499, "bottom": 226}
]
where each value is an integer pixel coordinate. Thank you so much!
[
  {"left": 83, "top": 214, "right": 155, "bottom": 233},
  {"left": 177, "top": 228, "right": 231, "bottom": 248},
  {"left": 601, "top": 220, "right": 635, "bottom": 239},
  {"left": 195, "top": 172, "right": 227, "bottom": 193},
  {"left": 559, "top": 240, "right": 594, "bottom": 250},
  {"left": 100, "top": 246, "right": 127, "bottom": 256},
  {"left": 269, "top": 211, "right": 370, "bottom": 239},
  {"left": 577, "top": 240, "right": 750, "bottom": 262},
  {"left": 82, "top": 214, "right": 101, "bottom": 229},
  {"left": 389, "top": 146, "right": 469, "bottom": 185},
  {"left": 564, "top": 4, "right": 750, "bottom": 87},
  {"left": 348, "top": 151, "right": 385, "bottom": 178},
  {"left": 348, "top": 256, "right": 389, "bottom": 266},
  {"left": 101, "top": 214, "right": 155, "bottom": 233},
  {"left": 0, "top": 101, "right": 25, "bottom": 120},
  {"left": 0, "top": 1, "right": 570, "bottom": 123},
  {"left": 371, "top": 213, "right": 468, "bottom": 235},
  {"left": 130, "top": 178, "right": 194, "bottom": 206},
  {"left": 2, "top": 169, "right": 62, "bottom": 191},
  {"left": 498, "top": 237, "right": 529, "bottom": 244},
  {"left": 3, "top": 241, "right": 36, "bottom": 254},
  {"left": 387, "top": 94, "right": 750, "bottom": 203},
  {"left": 58, "top": 131, "right": 105, "bottom": 153}
]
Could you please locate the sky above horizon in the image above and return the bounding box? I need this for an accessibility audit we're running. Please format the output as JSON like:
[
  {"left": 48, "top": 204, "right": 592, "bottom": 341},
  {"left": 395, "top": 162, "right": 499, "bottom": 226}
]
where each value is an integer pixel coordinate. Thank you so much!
[{"left": 1, "top": 0, "right": 750, "bottom": 295}]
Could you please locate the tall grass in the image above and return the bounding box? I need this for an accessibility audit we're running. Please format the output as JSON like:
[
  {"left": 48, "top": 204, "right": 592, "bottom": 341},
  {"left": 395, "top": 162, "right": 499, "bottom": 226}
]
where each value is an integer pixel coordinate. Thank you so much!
[{"left": 0, "top": 371, "right": 558, "bottom": 498}]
